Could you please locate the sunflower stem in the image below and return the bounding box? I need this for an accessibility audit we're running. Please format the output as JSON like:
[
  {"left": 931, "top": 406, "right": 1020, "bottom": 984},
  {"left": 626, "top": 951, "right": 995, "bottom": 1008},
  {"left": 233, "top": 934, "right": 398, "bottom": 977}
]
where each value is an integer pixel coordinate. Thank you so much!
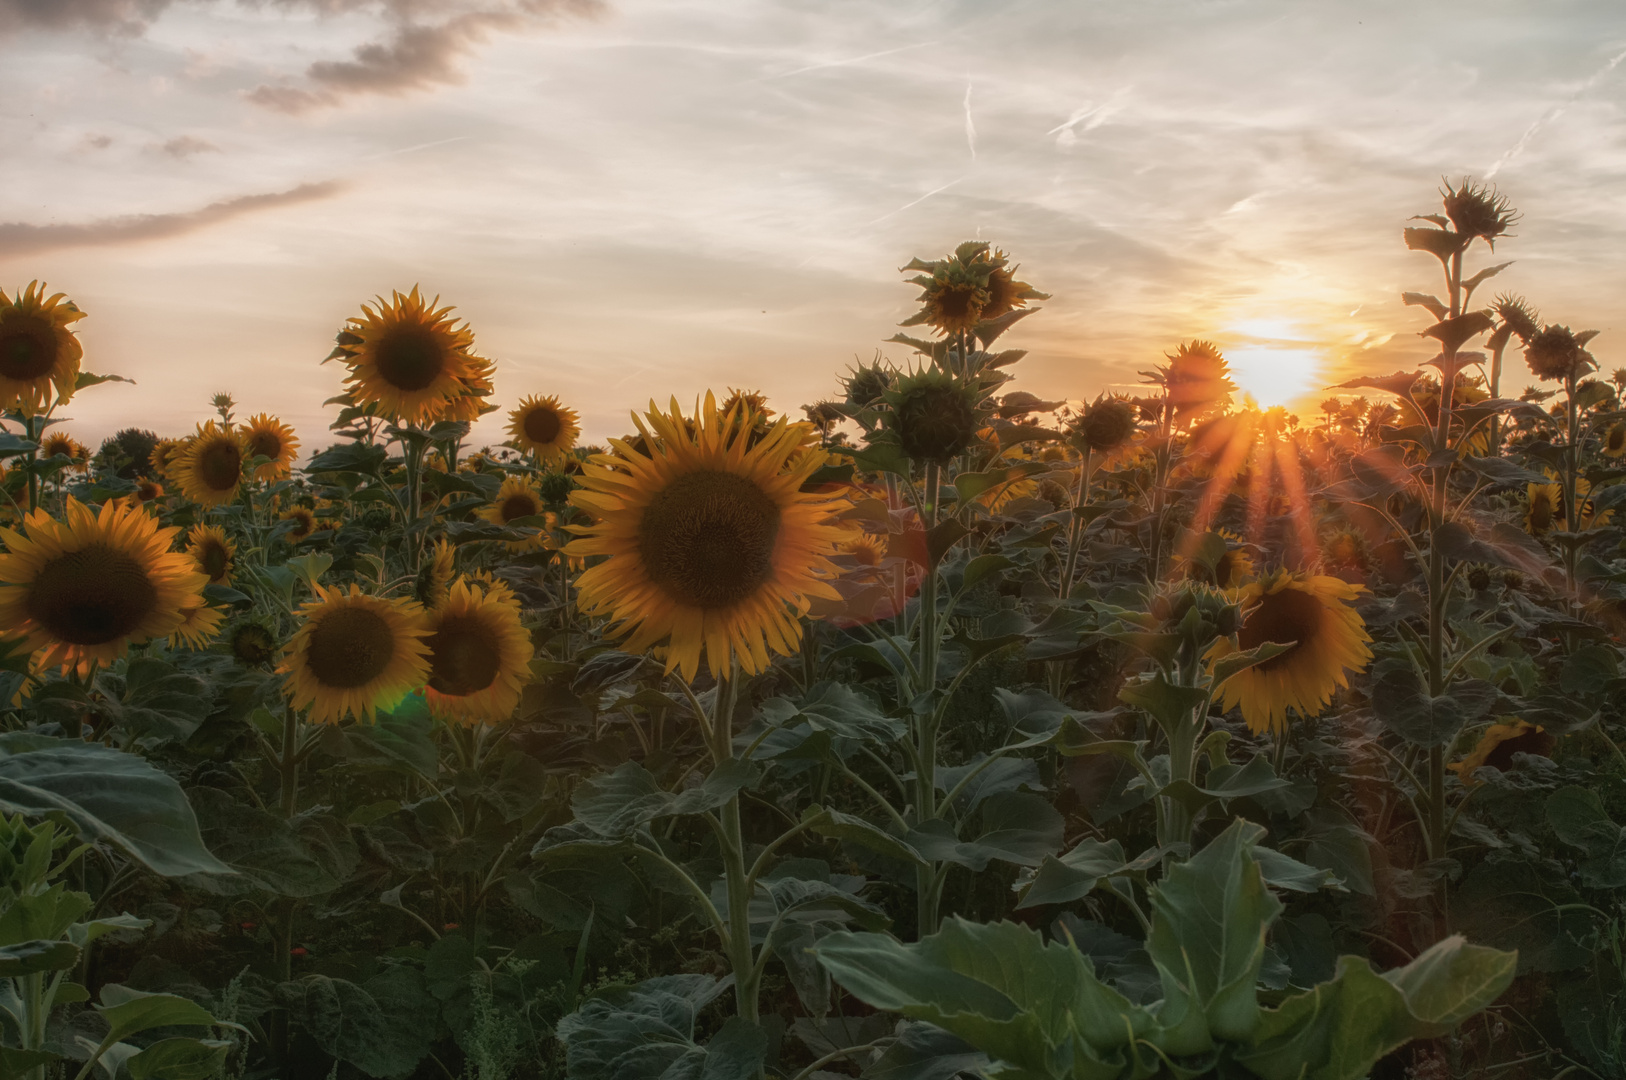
[
  {"left": 913, "top": 460, "right": 944, "bottom": 938},
  {"left": 711, "top": 666, "right": 761, "bottom": 1029}
]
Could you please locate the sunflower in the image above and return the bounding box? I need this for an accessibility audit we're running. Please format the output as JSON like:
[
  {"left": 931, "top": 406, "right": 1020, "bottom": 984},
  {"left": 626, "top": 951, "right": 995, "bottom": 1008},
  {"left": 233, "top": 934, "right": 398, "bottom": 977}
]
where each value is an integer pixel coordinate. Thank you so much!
[
  {"left": 279, "top": 585, "right": 430, "bottom": 724},
  {"left": 1208, "top": 571, "right": 1373, "bottom": 735},
  {"left": 187, "top": 525, "right": 236, "bottom": 585},
  {"left": 1605, "top": 423, "right": 1626, "bottom": 459},
  {"left": 281, "top": 506, "right": 317, "bottom": 542},
  {"left": 1163, "top": 341, "right": 1235, "bottom": 419},
  {"left": 126, "top": 479, "right": 165, "bottom": 510},
  {"left": 438, "top": 354, "right": 499, "bottom": 423},
  {"left": 39, "top": 432, "right": 89, "bottom": 472},
  {"left": 1447, "top": 719, "right": 1554, "bottom": 786},
  {"left": 566, "top": 393, "right": 846, "bottom": 681},
  {"left": 508, "top": 394, "right": 580, "bottom": 462},
  {"left": 0, "top": 497, "right": 208, "bottom": 673},
  {"left": 174, "top": 422, "right": 247, "bottom": 507},
  {"left": 228, "top": 619, "right": 280, "bottom": 667},
  {"left": 150, "top": 438, "right": 184, "bottom": 481},
  {"left": 0, "top": 282, "right": 85, "bottom": 416},
  {"left": 841, "top": 533, "right": 887, "bottom": 568},
  {"left": 422, "top": 577, "right": 533, "bottom": 724},
  {"left": 333, "top": 287, "right": 480, "bottom": 425},
  {"left": 169, "top": 598, "right": 224, "bottom": 649},
  {"left": 242, "top": 414, "right": 299, "bottom": 480},
  {"left": 1526, "top": 482, "right": 1561, "bottom": 536},
  {"left": 417, "top": 538, "right": 456, "bottom": 609}
]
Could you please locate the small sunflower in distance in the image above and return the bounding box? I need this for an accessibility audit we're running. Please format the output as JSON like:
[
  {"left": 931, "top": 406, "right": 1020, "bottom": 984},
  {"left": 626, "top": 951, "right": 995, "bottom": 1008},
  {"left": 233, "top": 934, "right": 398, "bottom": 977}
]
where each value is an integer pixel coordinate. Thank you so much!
[
  {"left": 899, "top": 243, "right": 992, "bottom": 336},
  {"left": 508, "top": 394, "right": 580, "bottom": 462},
  {"left": 228, "top": 618, "right": 280, "bottom": 667},
  {"left": 39, "top": 432, "right": 89, "bottom": 471},
  {"left": 480, "top": 475, "right": 546, "bottom": 526},
  {"left": 127, "top": 479, "right": 164, "bottom": 508},
  {"left": 423, "top": 577, "right": 533, "bottom": 724},
  {"left": 242, "top": 414, "right": 299, "bottom": 481},
  {"left": 0, "top": 282, "right": 85, "bottom": 416},
  {"left": 169, "top": 598, "right": 224, "bottom": 649},
  {"left": 1207, "top": 570, "right": 1373, "bottom": 736},
  {"left": 566, "top": 392, "right": 847, "bottom": 681},
  {"left": 187, "top": 525, "right": 236, "bottom": 586},
  {"left": 281, "top": 506, "right": 317, "bottom": 542},
  {"left": 1526, "top": 482, "right": 1561, "bottom": 536},
  {"left": 1604, "top": 423, "right": 1626, "bottom": 458},
  {"left": 279, "top": 585, "right": 430, "bottom": 724},
  {"left": 0, "top": 497, "right": 208, "bottom": 673},
  {"left": 174, "top": 422, "right": 247, "bottom": 507},
  {"left": 332, "top": 287, "right": 480, "bottom": 425}
]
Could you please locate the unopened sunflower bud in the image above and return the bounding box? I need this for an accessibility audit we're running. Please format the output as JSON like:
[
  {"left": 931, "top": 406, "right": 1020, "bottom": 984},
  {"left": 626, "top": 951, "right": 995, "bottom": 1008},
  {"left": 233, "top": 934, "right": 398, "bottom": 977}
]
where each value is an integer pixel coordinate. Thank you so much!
[{"left": 884, "top": 369, "right": 981, "bottom": 464}]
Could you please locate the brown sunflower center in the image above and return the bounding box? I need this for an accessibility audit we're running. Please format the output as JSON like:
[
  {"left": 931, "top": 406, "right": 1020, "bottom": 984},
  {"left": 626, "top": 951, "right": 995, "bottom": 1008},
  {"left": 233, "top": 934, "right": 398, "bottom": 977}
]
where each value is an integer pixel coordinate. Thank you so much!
[
  {"left": 304, "top": 605, "right": 397, "bottom": 689},
  {"left": 1237, "top": 587, "right": 1324, "bottom": 673},
  {"left": 0, "top": 315, "right": 60, "bottom": 381},
  {"left": 427, "top": 614, "right": 501, "bottom": 696},
  {"left": 195, "top": 439, "right": 242, "bottom": 492},
  {"left": 637, "top": 469, "right": 782, "bottom": 609},
  {"left": 931, "top": 283, "right": 983, "bottom": 326},
  {"left": 247, "top": 430, "right": 283, "bottom": 460},
  {"left": 196, "top": 539, "right": 230, "bottom": 581},
  {"left": 501, "top": 495, "right": 540, "bottom": 522},
  {"left": 373, "top": 327, "right": 445, "bottom": 391},
  {"left": 26, "top": 543, "right": 158, "bottom": 646},
  {"left": 523, "top": 407, "right": 562, "bottom": 445}
]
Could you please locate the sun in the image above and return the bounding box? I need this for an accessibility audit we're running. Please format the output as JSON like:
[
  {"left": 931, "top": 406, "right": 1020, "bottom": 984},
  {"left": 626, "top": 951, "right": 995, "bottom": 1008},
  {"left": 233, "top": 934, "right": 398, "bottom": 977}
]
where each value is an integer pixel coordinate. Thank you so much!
[{"left": 1224, "top": 346, "right": 1325, "bottom": 408}]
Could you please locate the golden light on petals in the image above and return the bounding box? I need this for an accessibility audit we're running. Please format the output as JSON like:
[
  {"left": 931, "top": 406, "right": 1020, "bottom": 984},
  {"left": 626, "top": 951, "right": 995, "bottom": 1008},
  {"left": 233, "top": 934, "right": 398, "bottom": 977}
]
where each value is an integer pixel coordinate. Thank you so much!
[
  {"left": 0, "top": 282, "right": 85, "bottom": 416},
  {"left": 423, "top": 576, "right": 534, "bottom": 724},
  {"left": 0, "top": 497, "right": 208, "bottom": 673},
  {"left": 186, "top": 525, "right": 236, "bottom": 585},
  {"left": 336, "top": 287, "right": 479, "bottom": 425},
  {"left": 1207, "top": 571, "right": 1373, "bottom": 735},
  {"left": 278, "top": 585, "right": 430, "bottom": 724},
  {"left": 174, "top": 422, "right": 247, "bottom": 507},
  {"left": 242, "top": 413, "right": 300, "bottom": 480},
  {"left": 281, "top": 506, "right": 317, "bottom": 542},
  {"left": 169, "top": 599, "right": 224, "bottom": 649},
  {"left": 1447, "top": 719, "right": 1554, "bottom": 786},
  {"left": 507, "top": 394, "right": 581, "bottom": 461},
  {"left": 565, "top": 392, "right": 847, "bottom": 681}
]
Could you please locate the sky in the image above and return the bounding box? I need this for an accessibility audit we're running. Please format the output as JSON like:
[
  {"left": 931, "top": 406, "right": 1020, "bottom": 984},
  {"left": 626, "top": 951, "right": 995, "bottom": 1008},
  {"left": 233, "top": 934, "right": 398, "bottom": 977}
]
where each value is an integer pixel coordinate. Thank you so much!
[{"left": 3, "top": 0, "right": 1625, "bottom": 454}]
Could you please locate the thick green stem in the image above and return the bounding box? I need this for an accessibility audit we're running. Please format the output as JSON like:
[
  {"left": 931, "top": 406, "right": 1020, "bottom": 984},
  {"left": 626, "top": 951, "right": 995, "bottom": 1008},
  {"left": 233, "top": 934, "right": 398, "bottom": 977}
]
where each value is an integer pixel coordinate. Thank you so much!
[
  {"left": 913, "top": 461, "right": 943, "bottom": 938},
  {"left": 710, "top": 672, "right": 759, "bottom": 1025}
]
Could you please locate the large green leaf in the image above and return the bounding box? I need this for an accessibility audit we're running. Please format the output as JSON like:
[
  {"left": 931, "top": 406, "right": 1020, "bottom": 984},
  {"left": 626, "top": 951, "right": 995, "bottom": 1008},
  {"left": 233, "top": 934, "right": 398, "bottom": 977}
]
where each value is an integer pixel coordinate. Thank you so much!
[
  {"left": 905, "top": 792, "right": 1064, "bottom": 871},
  {"left": 1370, "top": 662, "right": 1497, "bottom": 747},
  {"left": 0, "top": 734, "right": 228, "bottom": 877},
  {"left": 95, "top": 984, "right": 226, "bottom": 1044},
  {"left": 0, "top": 938, "right": 80, "bottom": 977},
  {"left": 1546, "top": 786, "right": 1626, "bottom": 887},
  {"left": 126, "top": 1037, "right": 233, "bottom": 1080},
  {"left": 1015, "top": 837, "right": 1128, "bottom": 909},
  {"left": 755, "top": 682, "right": 904, "bottom": 763},
  {"left": 556, "top": 974, "right": 767, "bottom": 1080},
  {"left": 182, "top": 790, "right": 357, "bottom": 897},
  {"left": 290, "top": 970, "right": 436, "bottom": 1079},
  {"left": 570, "top": 760, "right": 759, "bottom": 838}
]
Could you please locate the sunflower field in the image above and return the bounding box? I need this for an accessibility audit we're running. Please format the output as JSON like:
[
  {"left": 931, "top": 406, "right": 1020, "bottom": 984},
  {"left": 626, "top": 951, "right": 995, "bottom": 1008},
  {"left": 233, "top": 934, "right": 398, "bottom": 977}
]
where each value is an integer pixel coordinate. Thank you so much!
[{"left": 0, "top": 178, "right": 1620, "bottom": 1080}]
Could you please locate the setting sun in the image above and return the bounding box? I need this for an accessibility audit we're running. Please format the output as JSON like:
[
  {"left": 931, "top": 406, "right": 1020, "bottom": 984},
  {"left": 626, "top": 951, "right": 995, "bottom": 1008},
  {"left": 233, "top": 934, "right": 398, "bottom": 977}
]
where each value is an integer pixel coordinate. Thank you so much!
[{"left": 1225, "top": 345, "right": 1326, "bottom": 408}]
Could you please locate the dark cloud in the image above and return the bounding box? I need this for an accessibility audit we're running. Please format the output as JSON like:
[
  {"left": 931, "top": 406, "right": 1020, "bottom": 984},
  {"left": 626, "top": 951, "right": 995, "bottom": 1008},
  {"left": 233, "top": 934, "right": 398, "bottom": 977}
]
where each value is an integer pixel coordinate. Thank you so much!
[
  {"left": 157, "top": 135, "right": 219, "bottom": 158},
  {"left": 0, "top": 180, "right": 343, "bottom": 256},
  {"left": 0, "top": 0, "right": 172, "bottom": 34}
]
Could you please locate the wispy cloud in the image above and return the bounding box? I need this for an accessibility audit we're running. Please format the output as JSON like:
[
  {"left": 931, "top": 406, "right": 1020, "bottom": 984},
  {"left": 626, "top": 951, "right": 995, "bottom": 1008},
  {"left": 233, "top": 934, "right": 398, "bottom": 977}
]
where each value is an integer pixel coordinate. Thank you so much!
[
  {"left": 1486, "top": 45, "right": 1626, "bottom": 178},
  {"left": 156, "top": 134, "right": 218, "bottom": 158},
  {"left": 0, "top": 181, "right": 343, "bottom": 256},
  {"left": 963, "top": 82, "right": 976, "bottom": 159}
]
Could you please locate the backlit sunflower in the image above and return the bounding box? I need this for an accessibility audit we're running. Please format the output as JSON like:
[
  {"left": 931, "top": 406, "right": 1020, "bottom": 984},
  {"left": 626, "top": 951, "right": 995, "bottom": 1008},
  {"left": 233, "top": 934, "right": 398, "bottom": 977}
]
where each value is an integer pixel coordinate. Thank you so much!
[
  {"left": 1447, "top": 719, "right": 1554, "bottom": 786},
  {"left": 1605, "top": 423, "right": 1626, "bottom": 458},
  {"left": 438, "top": 354, "right": 498, "bottom": 423},
  {"left": 0, "top": 497, "right": 208, "bottom": 673},
  {"left": 187, "top": 525, "right": 236, "bottom": 586},
  {"left": 1526, "top": 482, "right": 1561, "bottom": 536},
  {"left": 423, "top": 577, "right": 533, "bottom": 724},
  {"left": 281, "top": 506, "right": 317, "bottom": 542},
  {"left": 169, "top": 598, "right": 224, "bottom": 649},
  {"left": 508, "top": 394, "right": 580, "bottom": 462},
  {"left": 332, "top": 287, "right": 480, "bottom": 425},
  {"left": 1208, "top": 571, "right": 1373, "bottom": 735},
  {"left": 566, "top": 392, "right": 846, "bottom": 680},
  {"left": 242, "top": 414, "right": 299, "bottom": 480},
  {"left": 841, "top": 533, "right": 887, "bottom": 568},
  {"left": 279, "top": 585, "right": 430, "bottom": 724},
  {"left": 0, "top": 282, "right": 85, "bottom": 416},
  {"left": 174, "top": 422, "right": 247, "bottom": 507},
  {"left": 39, "top": 432, "right": 89, "bottom": 472},
  {"left": 150, "top": 438, "right": 184, "bottom": 481}
]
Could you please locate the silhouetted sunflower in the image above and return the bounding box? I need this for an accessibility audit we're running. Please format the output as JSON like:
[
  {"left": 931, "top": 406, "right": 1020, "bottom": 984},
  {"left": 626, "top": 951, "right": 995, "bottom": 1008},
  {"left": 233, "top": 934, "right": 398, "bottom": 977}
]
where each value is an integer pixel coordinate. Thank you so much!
[
  {"left": 1208, "top": 571, "right": 1373, "bottom": 735},
  {"left": 279, "top": 585, "right": 430, "bottom": 724},
  {"left": 507, "top": 394, "right": 580, "bottom": 461},
  {"left": 0, "top": 497, "right": 208, "bottom": 673},
  {"left": 333, "top": 287, "right": 480, "bottom": 425},
  {"left": 0, "top": 282, "right": 85, "bottom": 416},
  {"left": 423, "top": 577, "right": 533, "bottom": 724},
  {"left": 187, "top": 525, "right": 236, "bottom": 585},
  {"left": 566, "top": 392, "right": 846, "bottom": 680},
  {"left": 242, "top": 413, "right": 300, "bottom": 481},
  {"left": 1163, "top": 341, "right": 1235, "bottom": 419},
  {"left": 174, "top": 422, "right": 247, "bottom": 507}
]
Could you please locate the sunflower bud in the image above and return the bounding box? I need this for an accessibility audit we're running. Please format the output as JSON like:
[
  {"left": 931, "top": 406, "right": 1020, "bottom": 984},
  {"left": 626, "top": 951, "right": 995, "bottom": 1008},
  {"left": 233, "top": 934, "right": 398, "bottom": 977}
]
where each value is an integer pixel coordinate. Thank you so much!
[
  {"left": 884, "top": 369, "right": 981, "bottom": 464},
  {"left": 228, "top": 620, "right": 280, "bottom": 667},
  {"left": 1162, "top": 341, "right": 1234, "bottom": 418},
  {"left": 1467, "top": 566, "right": 1492, "bottom": 592},
  {"left": 537, "top": 470, "right": 577, "bottom": 507},
  {"left": 1071, "top": 397, "right": 1138, "bottom": 453},
  {"left": 844, "top": 363, "right": 895, "bottom": 407},
  {"left": 804, "top": 401, "right": 844, "bottom": 434},
  {"left": 1493, "top": 294, "right": 1540, "bottom": 343},
  {"left": 1441, "top": 178, "right": 1517, "bottom": 246},
  {"left": 1524, "top": 324, "right": 1596, "bottom": 382}
]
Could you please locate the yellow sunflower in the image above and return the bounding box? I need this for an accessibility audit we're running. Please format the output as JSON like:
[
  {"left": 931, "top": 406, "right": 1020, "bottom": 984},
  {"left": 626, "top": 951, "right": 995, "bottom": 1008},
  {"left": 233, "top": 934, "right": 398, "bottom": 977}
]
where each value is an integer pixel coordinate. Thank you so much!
[
  {"left": 507, "top": 394, "right": 580, "bottom": 461},
  {"left": 187, "top": 525, "right": 236, "bottom": 586},
  {"left": 334, "top": 287, "right": 480, "bottom": 425},
  {"left": 422, "top": 577, "right": 533, "bottom": 724},
  {"left": 150, "top": 438, "right": 184, "bottom": 481},
  {"left": 281, "top": 506, "right": 317, "bottom": 542},
  {"left": 174, "top": 422, "right": 247, "bottom": 507},
  {"left": 1526, "top": 482, "right": 1561, "bottom": 536},
  {"left": 1208, "top": 571, "right": 1374, "bottom": 735},
  {"left": 439, "top": 354, "right": 498, "bottom": 423},
  {"left": 417, "top": 538, "right": 456, "bottom": 609},
  {"left": 478, "top": 475, "right": 548, "bottom": 550},
  {"left": 39, "top": 432, "right": 89, "bottom": 472},
  {"left": 566, "top": 392, "right": 846, "bottom": 681},
  {"left": 1604, "top": 423, "right": 1626, "bottom": 459},
  {"left": 279, "top": 585, "right": 430, "bottom": 724},
  {"left": 242, "top": 413, "right": 299, "bottom": 481},
  {"left": 0, "top": 497, "right": 208, "bottom": 673},
  {"left": 841, "top": 533, "right": 887, "bottom": 568},
  {"left": 168, "top": 598, "right": 224, "bottom": 649},
  {"left": 0, "top": 282, "right": 85, "bottom": 416},
  {"left": 1447, "top": 719, "right": 1554, "bottom": 786}
]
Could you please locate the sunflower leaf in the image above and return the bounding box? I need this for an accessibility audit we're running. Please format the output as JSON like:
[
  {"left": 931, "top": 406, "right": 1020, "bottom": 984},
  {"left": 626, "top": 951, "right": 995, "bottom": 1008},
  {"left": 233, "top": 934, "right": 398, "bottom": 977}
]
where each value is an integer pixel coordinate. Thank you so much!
[
  {"left": 1370, "top": 661, "right": 1498, "bottom": 747},
  {"left": 1209, "top": 642, "right": 1293, "bottom": 688}
]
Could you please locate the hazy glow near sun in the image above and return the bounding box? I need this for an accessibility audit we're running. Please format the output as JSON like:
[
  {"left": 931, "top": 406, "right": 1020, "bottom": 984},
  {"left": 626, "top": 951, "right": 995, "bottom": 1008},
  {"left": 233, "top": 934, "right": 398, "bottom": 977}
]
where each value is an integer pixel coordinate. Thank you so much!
[{"left": 1224, "top": 347, "right": 1324, "bottom": 409}]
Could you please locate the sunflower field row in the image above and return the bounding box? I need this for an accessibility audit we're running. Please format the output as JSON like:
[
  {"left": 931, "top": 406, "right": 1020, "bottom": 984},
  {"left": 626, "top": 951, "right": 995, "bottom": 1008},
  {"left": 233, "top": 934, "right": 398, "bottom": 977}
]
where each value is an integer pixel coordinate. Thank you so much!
[{"left": 0, "top": 179, "right": 1618, "bottom": 1080}]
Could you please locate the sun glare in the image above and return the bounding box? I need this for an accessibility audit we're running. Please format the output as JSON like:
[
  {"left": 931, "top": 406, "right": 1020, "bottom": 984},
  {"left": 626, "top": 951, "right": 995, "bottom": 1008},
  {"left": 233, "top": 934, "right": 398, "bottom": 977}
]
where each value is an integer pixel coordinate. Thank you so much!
[{"left": 1224, "top": 346, "right": 1324, "bottom": 408}]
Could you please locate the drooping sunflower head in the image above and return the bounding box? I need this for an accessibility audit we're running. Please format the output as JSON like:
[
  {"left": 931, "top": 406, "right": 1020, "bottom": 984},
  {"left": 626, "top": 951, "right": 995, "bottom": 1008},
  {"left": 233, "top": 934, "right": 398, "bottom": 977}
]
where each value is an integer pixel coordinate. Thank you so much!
[
  {"left": 1493, "top": 294, "right": 1540, "bottom": 345},
  {"left": 0, "top": 497, "right": 208, "bottom": 673},
  {"left": 1070, "top": 395, "right": 1138, "bottom": 454},
  {"left": 423, "top": 576, "right": 534, "bottom": 724},
  {"left": 1441, "top": 177, "right": 1518, "bottom": 247},
  {"left": 281, "top": 506, "right": 317, "bottom": 542},
  {"left": 333, "top": 287, "right": 479, "bottom": 425},
  {"left": 566, "top": 392, "right": 848, "bottom": 681},
  {"left": 1526, "top": 482, "right": 1562, "bottom": 536},
  {"left": 1525, "top": 324, "right": 1597, "bottom": 382},
  {"left": 0, "top": 282, "right": 85, "bottom": 417},
  {"left": 1604, "top": 423, "right": 1626, "bottom": 459},
  {"left": 169, "top": 598, "right": 224, "bottom": 650},
  {"left": 128, "top": 479, "right": 165, "bottom": 508},
  {"left": 1208, "top": 570, "right": 1373, "bottom": 736},
  {"left": 187, "top": 524, "right": 236, "bottom": 585},
  {"left": 278, "top": 585, "right": 430, "bottom": 724},
  {"left": 506, "top": 394, "right": 580, "bottom": 461},
  {"left": 1447, "top": 719, "right": 1553, "bottom": 786},
  {"left": 900, "top": 248, "right": 992, "bottom": 337},
  {"left": 1162, "top": 340, "right": 1235, "bottom": 418},
  {"left": 228, "top": 618, "right": 280, "bottom": 667},
  {"left": 883, "top": 367, "right": 982, "bottom": 465},
  {"left": 174, "top": 422, "right": 246, "bottom": 507},
  {"left": 242, "top": 414, "right": 300, "bottom": 481},
  {"left": 977, "top": 248, "right": 1049, "bottom": 324},
  {"left": 416, "top": 538, "right": 456, "bottom": 610}
]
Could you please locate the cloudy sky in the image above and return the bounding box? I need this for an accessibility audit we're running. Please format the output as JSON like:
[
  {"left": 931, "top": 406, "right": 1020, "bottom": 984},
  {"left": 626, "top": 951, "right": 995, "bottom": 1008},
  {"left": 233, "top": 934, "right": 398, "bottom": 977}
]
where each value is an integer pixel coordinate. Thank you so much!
[{"left": 3, "top": 0, "right": 1623, "bottom": 452}]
